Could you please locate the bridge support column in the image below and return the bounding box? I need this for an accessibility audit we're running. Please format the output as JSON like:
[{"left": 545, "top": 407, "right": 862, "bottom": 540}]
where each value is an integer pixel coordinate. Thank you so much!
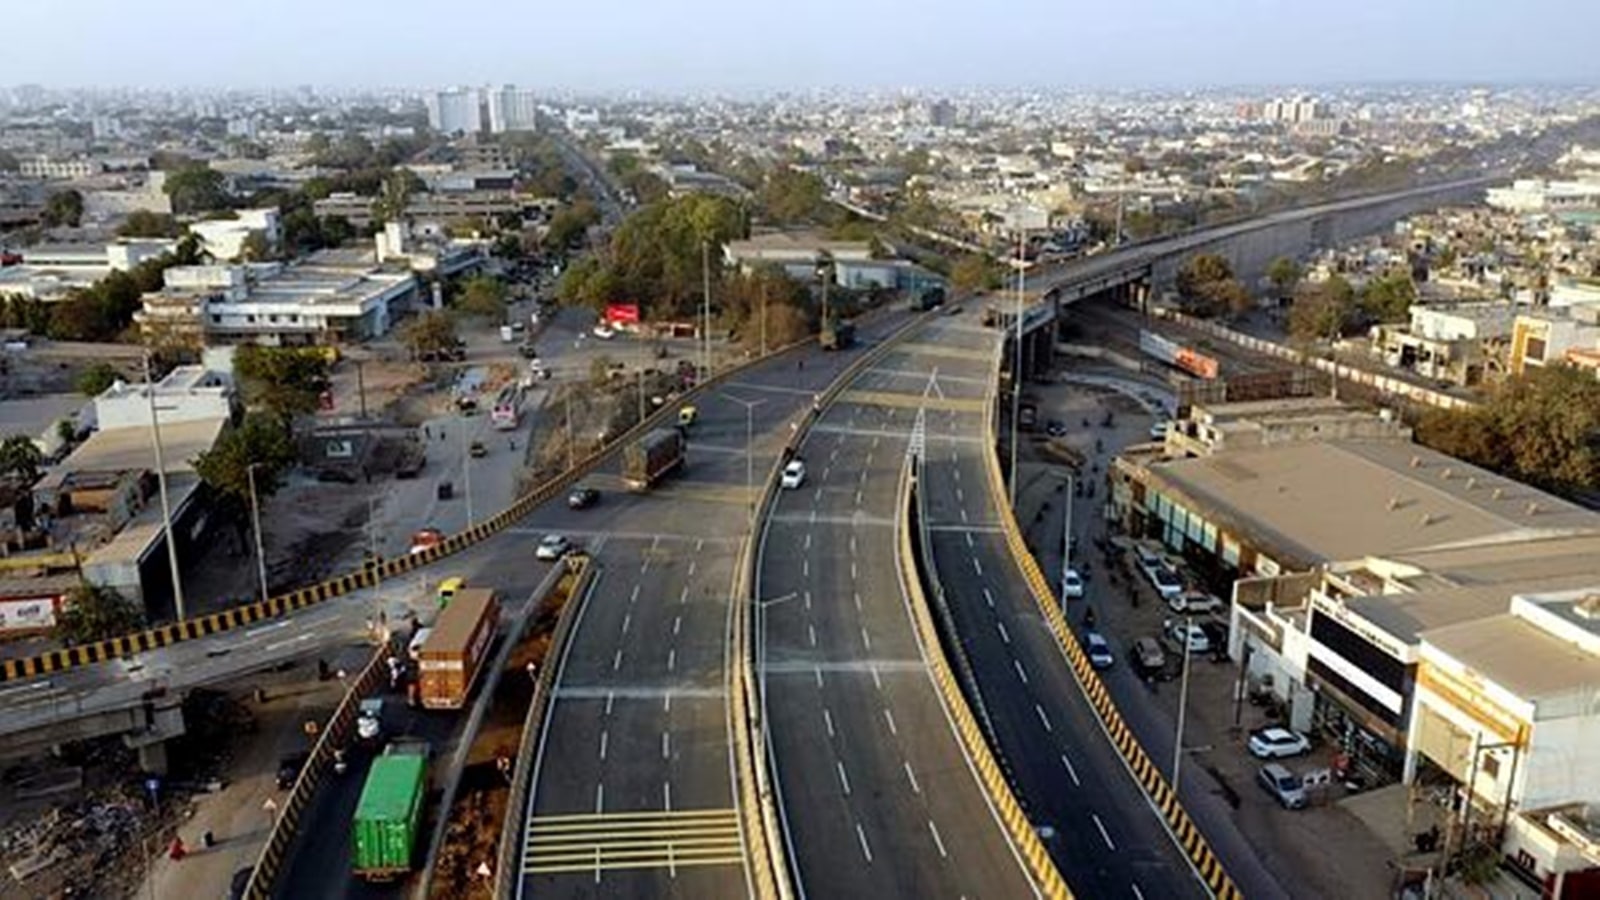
[
  {"left": 124, "top": 702, "right": 186, "bottom": 776},
  {"left": 137, "top": 741, "right": 169, "bottom": 775}
]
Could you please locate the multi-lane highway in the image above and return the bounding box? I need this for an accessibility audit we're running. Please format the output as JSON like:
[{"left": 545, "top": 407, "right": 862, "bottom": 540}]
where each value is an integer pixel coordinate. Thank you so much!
[
  {"left": 755, "top": 314, "right": 1039, "bottom": 898},
  {"left": 512, "top": 309, "right": 916, "bottom": 899}
]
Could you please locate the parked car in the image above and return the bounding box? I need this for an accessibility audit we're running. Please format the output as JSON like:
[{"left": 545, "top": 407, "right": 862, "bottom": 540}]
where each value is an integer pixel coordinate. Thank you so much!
[
  {"left": 592, "top": 324, "right": 616, "bottom": 340},
  {"left": 535, "top": 534, "right": 573, "bottom": 561},
  {"left": 567, "top": 486, "right": 600, "bottom": 510},
  {"left": 356, "top": 697, "right": 384, "bottom": 742},
  {"left": 1257, "top": 763, "right": 1307, "bottom": 809},
  {"left": 781, "top": 460, "right": 806, "bottom": 489},
  {"left": 518, "top": 342, "right": 540, "bottom": 359},
  {"left": 1249, "top": 727, "right": 1312, "bottom": 759},
  {"left": 1169, "top": 590, "right": 1223, "bottom": 614},
  {"left": 276, "top": 751, "right": 310, "bottom": 790},
  {"left": 1132, "top": 637, "right": 1168, "bottom": 679},
  {"left": 1084, "top": 632, "right": 1114, "bottom": 669},
  {"left": 1045, "top": 420, "right": 1067, "bottom": 438},
  {"left": 1061, "top": 567, "right": 1085, "bottom": 600},
  {"left": 1133, "top": 542, "right": 1165, "bottom": 572},
  {"left": 1165, "top": 619, "right": 1211, "bottom": 654},
  {"left": 1149, "top": 420, "right": 1171, "bottom": 440},
  {"left": 1145, "top": 563, "right": 1185, "bottom": 601}
]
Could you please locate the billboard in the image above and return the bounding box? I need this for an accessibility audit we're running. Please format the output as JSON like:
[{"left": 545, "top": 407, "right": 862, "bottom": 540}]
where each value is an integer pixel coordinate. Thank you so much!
[
  {"left": 605, "top": 303, "right": 641, "bottom": 325},
  {"left": 0, "top": 595, "right": 62, "bottom": 635}
]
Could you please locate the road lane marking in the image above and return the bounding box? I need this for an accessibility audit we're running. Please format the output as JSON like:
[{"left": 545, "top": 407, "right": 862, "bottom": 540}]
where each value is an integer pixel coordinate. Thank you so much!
[
  {"left": 854, "top": 488, "right": 863, "bottom": 505},
  {"left": 956, "top": 486, "right": 965, "bottom": 503},
  {"left": 664, "top": 692, "right": 672, "bottom": 713},
  {"left": 805, "top": 533, "right": 812, "bottom": 550},
  {"left": 864, "top": 451, "right": 873, "bottom": 467},
  {"left": 265, "top": 633, "right": 314, "bottom": 652},
  {"left": 883, "top": 708, "right": 898, "bottom": 735},
  {"left": 808, "top": 624, "right": 817, "bottom": 647},
  {"left": 953, "top": 467, "right": 961, "bottom": 482},
  {"left": 803, "top": 558, "right": 809, "bottom": 577},
  {"left": 983, "top": 587, "right": 995, "bottom": 608},
  {"left": 1131, "top": 884, "right": 1145, "bottom": 900},
  {"left": 824, "top": 708, "right": 835, "bottom": 738},
  {"left": 972, "top": 557, "right": 983, "bottom": 576},
  {"left": 929, "top": 820, "right": 948, "bottom": 858},
  {"left": 667, "top": 649, "right": 676, "bottom": 672},
  {"left": 850, "top": 534, "right": 857, "bottom": 556},
  {"left": 1035, "top": 703, "right": 1053, "bottom": 732},
  {"left": 860, "top": 626, "right": 873, "bottom": 650},
  {"left": 853, "top": 591, "right": 862, "bottom": 611},
  {"left": 662, "top": 732, "right": 671, "bottom": 760},
  {"left": 679, "top": 585, "right": 690, "bottom": 604},
  {"left": 851, "top": 561, "right": 858, "bottom": 580},
  {"left": 822, "top": 466, "right": 831, "bottom": 481},
  {"left": 524, "top": 808, "right": 742, "bottom": 876},
  {"left": 687, "top": 560, "right": 697, "bottom": 578},
  {"left": 595, "top": 783, "right": 605, "bottom": 813},
  {"left": 805, "top": 590, "right": 813, "bottom": 610},
  {"left": 814, "top": 666, "right": 824, "bottom": 688},
  {"left": 1060, "top": 754, "right": 1081, "bottom": 787},
  {"left": 599, "top": 730, "right": 608, "bottom": 761},
  {"left": 630, "top": 585, "right": 641, "bottom": 604},
  {"left": 960, "top": 507, "right": 969, "bottom": 523},
  {"left": 613, "top": 650, "right": 624, "bottom": 672},
  {"left": 672, "top": 615, "right": 681, "bottom": 636},
  {"left": 243, "top": 621, "right": 289, "bottom": 638},
  {"left": 1093, "top": 814, "right": 1116, "bottom": 851},
  {"left": 855, "top": 823, "right": 873, "bottom": 863},
  {"left": 605, "top": 690, "right": 615, "bottom": 716},
  {"left": 965, "top": 532, "right": 975, "bottom": 547},
  {"left": 813, "top": 487, "right": 824, "bottom": 503},
  {"left": 1013, "top": 659, "right": 1028, "bottom": 684},
  {"left": 871, "top": 665, "right": 883, "bottom": 690},
  {"left": 996, "top": 621, "right": 1010, "bottom": 644},
  {"left": 664, "top": 781, "right": 672, "bottom": 812},
  {"left": 621, "top": 612, "right": 632, "bottom": 635},
  {"left": 904, "top": 761, "right": 921, "bottom": 794},
  {"left": 836, "top": 761, "right": 852, "bottom": 796}
]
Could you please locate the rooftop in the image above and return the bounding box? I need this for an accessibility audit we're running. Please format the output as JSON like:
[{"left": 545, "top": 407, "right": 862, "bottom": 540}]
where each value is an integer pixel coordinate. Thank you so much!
[
  {"left": 1421, "top": 611, "right": 1600, "bottom": 705},
  {"left": 1144, "top": 439, "right": 1600, "bottom": 567},
  {"left": 1342, "top": 574, "right": 1600, "bottom": 645},
  {"left": 41, "top": 417, "right": 226, "bottom": 483}
]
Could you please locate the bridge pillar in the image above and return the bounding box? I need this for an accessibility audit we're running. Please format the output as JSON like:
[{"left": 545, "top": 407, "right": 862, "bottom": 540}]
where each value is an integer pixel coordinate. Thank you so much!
[
  {"left": 137, "top": 741, "right": 169, "bottom": 775},
  {"left": 123, "top": 702, "right": 186, "bottom": 776}
]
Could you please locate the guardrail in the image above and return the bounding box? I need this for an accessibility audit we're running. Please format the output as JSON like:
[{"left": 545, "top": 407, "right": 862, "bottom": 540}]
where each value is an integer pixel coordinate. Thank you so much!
[
  {"left": 741, "top": 306, "right": 945, "bottom": 899},
  {"left": 896, "top": 460, "right": 1071, "bottom": 898},
  {"left": 981, "top": 358, "right": 1242, "bottom": 900},
  {"left": 242, "top": 636, "right": 394, "bottom": 900},
  {"left": 493, "top": 553, "right": 596, "bottom": 900},
  {"left": 0, "top": 330, "right": 829, "bottom": 685}
]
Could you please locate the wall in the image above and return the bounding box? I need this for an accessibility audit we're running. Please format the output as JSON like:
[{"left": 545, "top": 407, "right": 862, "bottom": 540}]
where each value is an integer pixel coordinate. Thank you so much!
[{"left": 1520, "top": 714, "right": 1600, "bottom": 809}]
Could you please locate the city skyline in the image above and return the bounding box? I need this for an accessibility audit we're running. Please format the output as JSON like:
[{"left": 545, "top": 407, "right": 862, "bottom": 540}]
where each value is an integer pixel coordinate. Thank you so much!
[{"left": 3, "top": 0, "right": 1599, "bottom": 91}]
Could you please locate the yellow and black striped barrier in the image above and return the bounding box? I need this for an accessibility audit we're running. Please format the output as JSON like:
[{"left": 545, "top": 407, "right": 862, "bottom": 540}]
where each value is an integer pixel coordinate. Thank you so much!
[{"left": 979, "top": 379, "right": 1242, "bottom": 900}]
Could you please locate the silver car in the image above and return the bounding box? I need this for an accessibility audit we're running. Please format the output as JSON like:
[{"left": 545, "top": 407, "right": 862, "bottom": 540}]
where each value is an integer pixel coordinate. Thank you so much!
[{"left": 1257, "top": 763, "right": 1307, "bottom": 809}]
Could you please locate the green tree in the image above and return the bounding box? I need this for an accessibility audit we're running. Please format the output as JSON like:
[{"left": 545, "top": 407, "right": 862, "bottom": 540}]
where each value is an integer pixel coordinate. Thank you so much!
[
  {"left": 1175, "top": 253, "right": 1234, "bottom": 304},
  {"left": 193, "top": 412, "right": 296, "bottom": 509},
  {"left": 544, "top": 200, "right": 601, "bottom": 252},
  {"left": 1288, "top": 276, "right": 1357, "bottom": 343},
  {"left": 233, "top": 345, "right": 331, "bottom": 426},
  {"left": 374, "top": 169, "right": 425, "bottom": 224},
  {"left": 76, "top": 362, "right": 121, "bottom": 397},
  {"left": 399, "top": 310, "right": 459, "bottom": 360},
  {"left": 950, "top": 254, "right": 1005, "bottom": 294},
  {"left": 0, "top": 435, "right": 44, "bottom": 483},
  {"left": 117, "top": 210, "right": 181, "bottom": 238},
  {"left": 1266, "top": 256, "right": 1301, "bottom": 299},
  {"left": 163, "top": 165, "right": 230, "bottom": 214},
  {"left": 42, "top": 190, "right": 84, "bottom": 228},
  {"left": 0, "top": 149, "right": 18, "bottom": 172},
  {"left": 237, "top": 230, "right": 275, "bottom": 262},
  {"left": 56, "top": 584, "right": 145, "bottom": 644},
  {"left": 454, "top": 275, "right": 508, "bottom": 319},
  {"left": 758, "top": 168, "right": 827, "bottom": 225},
  {"left": 1359, "top": 270, "right": 1417, "bottom": 323}
]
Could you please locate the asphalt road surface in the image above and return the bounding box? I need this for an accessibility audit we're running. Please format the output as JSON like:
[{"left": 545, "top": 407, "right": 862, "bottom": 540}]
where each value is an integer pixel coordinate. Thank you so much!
[{"left": 756, "top": 312, "right": 1038, "bottom": 899}]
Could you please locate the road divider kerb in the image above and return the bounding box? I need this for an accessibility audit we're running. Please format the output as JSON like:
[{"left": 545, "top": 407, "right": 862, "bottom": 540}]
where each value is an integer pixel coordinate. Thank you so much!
[
  {"left": 897, "top": 461, "right": 1070, "bottom": 899},
  {"left": 242, "top": 636, "right": 393, "bottom": 900},
  {"left": 979, "top": 357, "right": 1242, "bottom": 900}
]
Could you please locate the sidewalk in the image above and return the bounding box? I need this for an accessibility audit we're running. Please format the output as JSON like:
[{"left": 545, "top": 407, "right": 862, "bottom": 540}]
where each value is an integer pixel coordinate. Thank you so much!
[{"left": 138, "top": 644, "right": 373, "bottom": 899}]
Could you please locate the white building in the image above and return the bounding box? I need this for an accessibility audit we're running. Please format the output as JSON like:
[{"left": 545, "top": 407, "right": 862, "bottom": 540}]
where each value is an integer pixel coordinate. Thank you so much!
[
  {"left": 188, "top": 207, "right": 282, "bottom": 261},
  {"left": 486, "top": 86, "right": 538, "bottom": 134},
  {"left": 94, "top": 365, "right": 235, "bottom": 429},
  {"left": 0, "top": 239, "right": 177, "bottom": 300},
  {"left": 18, "top": 156, "right": 102, "bottom": 179},
  {"left": 426, "top": 89, "right": 482, "bottom": 136},
  {"left": 1486, "top": 179, "right": 1600, "bottom": 214}
]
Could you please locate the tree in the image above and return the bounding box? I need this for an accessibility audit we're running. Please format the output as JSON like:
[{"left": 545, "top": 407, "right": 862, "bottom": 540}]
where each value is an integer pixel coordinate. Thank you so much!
[
  {"left": 42, "top": 190, "right": 84, "bottom": 228},
  {"left": 374, "top": 169, "right": 424, "bottom": 224},
  {"left": 1287, "top": 276, "right": 1356, "bottom": 343},
  {"left": 1359, "top": 269, "right": 1417, "bottom": 323},
  {"left": 117, "top": 210, "right": 181, "bottom": 238},
  {"left": 951, "top": 254, "right": 1005, "bottom": 294},
  {"left": 237, "top": 230, "right": 275, "bottom": 262},
  {"left": 543, "top": 201, "right": 600, "bottom": 252},
  {"left": 758, "top": 168, "right": 827, "bottom": 225},
  {"left": 0, "top": 149, "right": 18, "bottom": 172},
  {"left": 193, "top": 412, "right": 296, "bottom": 510},
  {"left": 399, "top": 310, "right": 459, "bottom": 360},
  {"left": 1175, "top": 253, "right": 1235, "bottom": 303},
  {"left": 1266, "top": 256, "right": 1301, "bottom": 299},
  {"left": 76, "top": 362, "right": 121, "bottom": 397},
  {"left": 0, "top": 435, "right": 43, "bottom": 483},
  {"left": 454, "top": 275, "right": 508, "bottom": 319},
  {"left": 233, "top": 345, "right": 331, "bottom": 426},
  {"left": 1418, "top": 365, "right": 1600, "bottom": 495},
  {"left": 164, "top": 165, "right": 230, "bottom": 215},
  {"left": 55, "top": 584, "right": 144, "bottom": 644}
]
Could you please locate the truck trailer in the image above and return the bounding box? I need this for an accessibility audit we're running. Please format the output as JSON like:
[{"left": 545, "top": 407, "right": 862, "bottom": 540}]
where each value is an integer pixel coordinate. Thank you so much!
[
  {"left": 820, "top": 317, "right": 856, "bottom": 351},
  {"left": 622, "top": 428, "right": 686, "bottom": 491},
  {"left": 416, "top": 587, "right": 499, "bottom": 709},
  {"left": 351, "top": 745, "right": 427, "bottom": 881}
]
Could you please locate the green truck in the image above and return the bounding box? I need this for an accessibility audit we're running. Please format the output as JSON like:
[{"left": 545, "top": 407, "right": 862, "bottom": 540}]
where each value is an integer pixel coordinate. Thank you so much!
[
  {"left": 622, "top": 428, "right": 686, "bottom": 491},
  {"left": 351, "top": 744, "right": 428, "bottom": 881}
]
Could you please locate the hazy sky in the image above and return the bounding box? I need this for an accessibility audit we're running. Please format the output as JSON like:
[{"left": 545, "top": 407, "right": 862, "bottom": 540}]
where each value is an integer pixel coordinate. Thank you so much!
[{"left": 5, "top": 0, "right": 1599, "bottom": 91}]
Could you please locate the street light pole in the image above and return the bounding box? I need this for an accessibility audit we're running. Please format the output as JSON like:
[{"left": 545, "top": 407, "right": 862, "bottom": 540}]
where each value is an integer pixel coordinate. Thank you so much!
[
  {"left": 143, "top": 352, "right": 186, "bottom": 622},
  {"left": 722, "top": 393, "right": 766, "bottom": 525},
  {"left": 1009, "top": 228, "right": 1025, "bottom": 507},
  {"left": 246, "top": 463, "right": 270, "bottom": 604},
  {"left": 1174, "top": 614, "right": 1194, "bottom": 796},
  {"left": 701, "top": 239, "right": 712, "bottom": 382},
  {"left": 461, "top": 425, "right": 474, "bottom": 529}
]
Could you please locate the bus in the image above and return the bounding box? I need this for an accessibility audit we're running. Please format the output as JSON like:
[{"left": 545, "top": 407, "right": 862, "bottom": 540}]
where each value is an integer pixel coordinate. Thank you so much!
[{"left": 490, "top": 384, "right": 523, "bottom": 430}]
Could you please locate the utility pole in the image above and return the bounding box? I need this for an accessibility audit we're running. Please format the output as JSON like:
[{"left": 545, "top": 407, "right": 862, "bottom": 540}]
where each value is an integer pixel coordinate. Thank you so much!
[
  {"left": 144, "top": 353, "right": 186, "bottom": 622},
  {"left": 722, "top": 393, "right": 766, "bottom": 525},
  {"left": 356, "top": 359, "right": 368, "bottom": 419},
  {"left": 1114, "top": 184, "right": 1126, "bottom": 248},
  {"left": 564, "top": 393, "right": 575, "bottom": 470},
  {"left": 701, "top": 239, "right": 712, "bottom": 382},
  {"left": 1174, "top": 615, "right": 1194, "bottom": 796},
  {"left": 246, "top": 463, "right": 270, "bottom": 604},
  {"left": 1009, "top": 228, "right": 1025, "bottom": 507},
  {"left": 760, "top": 279, "right": 768, "bottom": 357},
  {"left": 461, "top": 425, "right": 474, "bottom": 529}
]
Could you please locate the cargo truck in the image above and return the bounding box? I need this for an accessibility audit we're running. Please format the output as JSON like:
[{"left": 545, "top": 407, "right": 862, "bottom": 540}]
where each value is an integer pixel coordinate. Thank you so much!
[
  {"left": 351, "top": 744, "right": 427, "bottom": 881},
  {"left": 622, "top": 428, "right": 686, "bottom": 491},
  {"left": 820, "top": 317, "right": 856, "bottom": 351},
  {"left": 416, "top": 587, "right": 499, "bottom": 709}
]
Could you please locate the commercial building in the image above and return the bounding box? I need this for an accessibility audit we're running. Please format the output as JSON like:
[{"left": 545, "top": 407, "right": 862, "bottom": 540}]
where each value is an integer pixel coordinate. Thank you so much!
[
  {"left": 1369, "top": 301, "right": 1517, "bottom": 386},
  {"left": 724, "top": 232, "right": 940, "bottom": 292},
  {"left": 1509, "top": 305, "right": 1600, "bottom": 377},
  {"left": 486, "top": 85, "right": 539, "bottom": 134},
  {"left": 0, "top": 239, "right": 176, "bottom": 300},
  {"left": 426, "top": 89, "right": 483, "bottom": 136},
  {"left": 312, "top": 190, "right": 547, "bottom": 227},
  {"left": 18, "top": 156, "right": 103, "bottom": 180},
  {"left": 1486, "top": 179, "right": 1600, "bottom": 214}
]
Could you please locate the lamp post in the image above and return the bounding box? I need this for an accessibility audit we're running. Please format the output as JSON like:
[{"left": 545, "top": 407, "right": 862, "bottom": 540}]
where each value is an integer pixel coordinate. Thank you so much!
[
  {"left": 143, "top": 352, "right": 186, "bottom": 622},
  {"left": 461, "top": 425, "right": 475, "bottom": 529},
  {"left": 722, "top": 393, "right": 766, "bottom": 525},
  {"left": 1009, "top": 228, "right": 1025, "bottom": 506},
  {"left": 1174, "top": 614, "right": 1194, "bottom": 796},
  {"left": 701, "top": 239, "right": 712, "bottom": 382},
  {"left": 246, "top": 463, "right": 270, "bottom": 604}
]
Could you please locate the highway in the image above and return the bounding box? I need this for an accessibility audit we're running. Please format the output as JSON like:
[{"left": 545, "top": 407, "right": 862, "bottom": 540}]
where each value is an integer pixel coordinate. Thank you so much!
[
  {"left": 756, "top": 313, "right": 1038, "bottom": 898},
  {"left": 513, "top": 310, "right": 916, "bottom": 899}
]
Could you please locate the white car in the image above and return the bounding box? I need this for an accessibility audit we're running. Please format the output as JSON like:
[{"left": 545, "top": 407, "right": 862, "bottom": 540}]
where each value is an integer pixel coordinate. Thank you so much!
[
  {"left": 1145, "top": 563, "right": 1185, "bottom": 601},
  {"left": 1169, "top": 590, "right": 1223, "bottom": 614},
  {"left": 1061, "top": 567, "right": 1085, "bottom": 600},
  {"left": 535, "top": 533, "right": 573, "bottom": 561},
  {"left": 592, "top": 324, "right": 616, "bottom": 340},
  {"left": 1149, "top": 420, "right": 1171, "bottom": 440},
  {"left": 1165, "top": 620, "right": 1211, "bottom": 654},
  {"left": 1084, "top": 632, "right": 1114, "bottom": 670},
  {"left": 781, "top": 460, "right": 806, "bottom": 489},
  {"left": 1249, "top": 727, "right": 1312, "bottom": 760}
]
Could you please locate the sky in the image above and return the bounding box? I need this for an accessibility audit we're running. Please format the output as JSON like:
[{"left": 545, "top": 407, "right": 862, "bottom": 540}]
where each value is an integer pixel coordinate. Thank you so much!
[{"left": 4, "top": 0, "right": 1599, "bottom": 92}]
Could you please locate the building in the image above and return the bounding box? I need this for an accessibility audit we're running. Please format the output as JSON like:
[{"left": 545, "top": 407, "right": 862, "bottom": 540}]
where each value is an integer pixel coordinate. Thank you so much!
[
  {"left": 1486, "top": 179, "right": 1600, "bottom": 214},
  {"left": 312, "top": 190, "right": 546, "bottom": 227},
  {"left": 0, "top": 239, "right": 177, "bottom": 300},
  {"left": 724, "top": 232, "right": 940, "bottom": 292},
  {"left": 652, "top": 163, "right": 749, "bottom": 200},
  {"left": 188, "top": 207, "right": 282, "bottom": 261},
  {"left": 135, "top": 251, "right": 419, "bottom": 347},
  {"left": 1160, "top": 397, "right": 1413, "bottom": 459},
  {"left": 1369, "top": 301, "right": 1517, "bottom": 386},
  {"left": 18, "top": 156, "right": 103, "bottom": 180},
  {"left": 1262, "top": 96, "right": 1327, "bottom": 125},
  {"left": 426, "top": 89, "right": 482, "bottom": 136},
  {"left": 486, "top": 85, "right": 538, "bottom": 134},
  {"left": 1508, "top": 305, "right": 1600, "bottom": 376}
]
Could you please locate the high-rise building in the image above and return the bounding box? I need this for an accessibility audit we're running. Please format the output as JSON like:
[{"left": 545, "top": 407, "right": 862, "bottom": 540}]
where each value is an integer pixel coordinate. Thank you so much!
[
  {"left": 426, "top": 89, "right": 483, "bottom": 135},
  {"left": 487, "top": 85, "right": 539, "bottom": 134}
]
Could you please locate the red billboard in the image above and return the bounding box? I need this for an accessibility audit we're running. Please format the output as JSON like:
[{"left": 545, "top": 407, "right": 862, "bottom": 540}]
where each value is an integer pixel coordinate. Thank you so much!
[{"left": 605, "top": 303, "right": 640, "bottom": 325}]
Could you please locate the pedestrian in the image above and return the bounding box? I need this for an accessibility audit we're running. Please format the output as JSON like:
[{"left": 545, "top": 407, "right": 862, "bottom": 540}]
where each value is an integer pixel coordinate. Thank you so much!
[
  {"left": 202, "top": 830, "right": 216, "bottom": 849},
  {"left": 262, "top": 797, "right": 279, "bottom": 820},
  {"left": 168, "top": 837, "right": 186, "bottom": 861},
  {"left": 424, "top": 425, "right": 432, "bottom": 440},
  {"left": 526, "top": 660, "right": 538, "bottom": 682}
]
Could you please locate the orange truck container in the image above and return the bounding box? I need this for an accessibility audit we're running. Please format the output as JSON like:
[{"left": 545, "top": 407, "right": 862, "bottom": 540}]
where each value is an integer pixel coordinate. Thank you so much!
[{"left": 417, "top": 588, "right": 499, "bottom": 710}]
